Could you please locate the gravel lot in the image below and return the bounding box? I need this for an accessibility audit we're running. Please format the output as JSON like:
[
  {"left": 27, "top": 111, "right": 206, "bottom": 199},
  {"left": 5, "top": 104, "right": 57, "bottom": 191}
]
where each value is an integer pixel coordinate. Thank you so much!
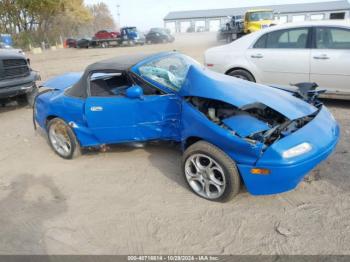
[{"left": 0, "top": 32, "right": 349, "bottom": 255}]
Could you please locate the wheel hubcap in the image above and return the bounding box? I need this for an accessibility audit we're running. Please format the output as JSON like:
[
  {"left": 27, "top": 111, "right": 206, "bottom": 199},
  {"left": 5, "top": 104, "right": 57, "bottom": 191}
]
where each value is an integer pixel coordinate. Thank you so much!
[
  {"left": 185, "top": 154, "right": 226, "bottom": 199},
  {"left": 234, "top": 75, "right": 248, "bottom": 80},
  {"left": 49, "top": 122, "right": 72, "bottom": 157}
]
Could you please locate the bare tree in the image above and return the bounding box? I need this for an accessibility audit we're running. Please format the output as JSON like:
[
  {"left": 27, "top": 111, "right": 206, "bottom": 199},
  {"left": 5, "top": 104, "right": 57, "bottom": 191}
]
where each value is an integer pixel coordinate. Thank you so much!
[
  {"left": 0, "top": 0, "right": 91, "bottom": 48},
  {"left": 89, "top": 2, "right": 117, "bottom": 33}
]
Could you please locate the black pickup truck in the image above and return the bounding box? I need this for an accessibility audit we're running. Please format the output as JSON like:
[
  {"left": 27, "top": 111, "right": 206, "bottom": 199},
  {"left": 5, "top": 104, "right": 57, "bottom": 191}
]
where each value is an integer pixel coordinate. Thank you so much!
[{"left": 0, "top": 50, "right": 40, "bottom": 106}]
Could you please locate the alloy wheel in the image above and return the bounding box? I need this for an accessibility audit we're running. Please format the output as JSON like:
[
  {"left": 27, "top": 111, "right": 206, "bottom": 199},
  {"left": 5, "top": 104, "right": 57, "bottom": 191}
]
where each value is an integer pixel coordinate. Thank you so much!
[
  {"left": 49, "top": 122, "right": 72, "bottom": 158},
  {"left": 185, "top": 153, "right": 226, "bottom": 199}
]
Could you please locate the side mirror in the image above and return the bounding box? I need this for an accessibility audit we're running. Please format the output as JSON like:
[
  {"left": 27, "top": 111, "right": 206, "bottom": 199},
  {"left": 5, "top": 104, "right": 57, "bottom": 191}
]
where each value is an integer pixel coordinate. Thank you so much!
[{"left": 126, "top": 86, "right": 143, "bottom": 99}]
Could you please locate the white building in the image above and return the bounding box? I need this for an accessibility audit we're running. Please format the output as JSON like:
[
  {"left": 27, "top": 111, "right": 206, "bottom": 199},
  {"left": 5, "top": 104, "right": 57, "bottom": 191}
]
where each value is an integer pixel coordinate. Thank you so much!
[{"left": 164, "top": 0, "right": 350, "bottom": 33}]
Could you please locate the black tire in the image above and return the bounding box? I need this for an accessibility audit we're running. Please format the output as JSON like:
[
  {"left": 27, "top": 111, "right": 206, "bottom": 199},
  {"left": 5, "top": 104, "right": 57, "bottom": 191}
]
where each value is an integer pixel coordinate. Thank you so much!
[
  {"left": 228, "top": 69, "right": 255, "bottom": 82},
  {"left": 26, "top": 84, "right": 39, "bottom": 107},
  {"left": 182, "top": 141, "right": 241, "bottom": 202},
  {"left": 47, "top": 118, "right": 81, "bottom": 159}
]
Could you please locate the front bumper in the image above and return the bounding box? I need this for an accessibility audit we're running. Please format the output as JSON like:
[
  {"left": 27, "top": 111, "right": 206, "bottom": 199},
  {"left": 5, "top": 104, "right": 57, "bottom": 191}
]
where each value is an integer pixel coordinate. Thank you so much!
[
  {"left": 0, "top": 82, "right": 35, "bottom": 99},
  {"left": 237, "top": 106, "right": 340, "bottom": 195},
  {"left": 0, "top": 71, "right": 40, "bottom": 99}
]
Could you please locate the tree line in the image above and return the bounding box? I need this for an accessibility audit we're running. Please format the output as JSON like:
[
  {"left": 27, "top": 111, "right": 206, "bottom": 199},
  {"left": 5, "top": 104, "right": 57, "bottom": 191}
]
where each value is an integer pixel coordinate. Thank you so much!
[{"left": 0, "top": 0, "right": 117, "bottom": 49}]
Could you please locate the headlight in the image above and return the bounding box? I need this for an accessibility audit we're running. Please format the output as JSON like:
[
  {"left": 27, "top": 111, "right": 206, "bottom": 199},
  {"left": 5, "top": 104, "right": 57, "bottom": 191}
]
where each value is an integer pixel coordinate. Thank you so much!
[{"left": 282, "top": 142, "right": 312, "bottom": 159}]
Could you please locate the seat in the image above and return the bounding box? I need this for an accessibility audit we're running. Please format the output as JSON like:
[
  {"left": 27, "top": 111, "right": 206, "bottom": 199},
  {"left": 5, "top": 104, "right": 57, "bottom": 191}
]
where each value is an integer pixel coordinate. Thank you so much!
[
  {"left": 90, "top": 79, "right": 115, "bottom": 97},
  {"left": 296, "top": 33, "right": 307, "bottom": 48}
]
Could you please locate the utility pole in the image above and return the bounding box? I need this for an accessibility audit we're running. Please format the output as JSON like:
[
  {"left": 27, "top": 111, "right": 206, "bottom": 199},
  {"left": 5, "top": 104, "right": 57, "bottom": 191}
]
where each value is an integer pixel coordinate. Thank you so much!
[{"left": 116, "top": 4, "right": 121, "bottom": 28}]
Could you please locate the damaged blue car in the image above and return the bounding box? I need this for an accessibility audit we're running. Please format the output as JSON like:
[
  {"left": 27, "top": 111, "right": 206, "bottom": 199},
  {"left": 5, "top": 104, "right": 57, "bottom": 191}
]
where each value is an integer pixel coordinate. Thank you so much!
[{"left": 34, "top": 51, "right": 339, "bottom": 201}]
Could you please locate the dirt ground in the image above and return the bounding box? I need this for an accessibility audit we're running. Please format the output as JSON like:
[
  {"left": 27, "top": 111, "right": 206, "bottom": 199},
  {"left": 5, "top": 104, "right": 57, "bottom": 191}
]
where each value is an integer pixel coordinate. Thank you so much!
[{"left": 0, "top": 32, "right": 349, "bottom": 255}]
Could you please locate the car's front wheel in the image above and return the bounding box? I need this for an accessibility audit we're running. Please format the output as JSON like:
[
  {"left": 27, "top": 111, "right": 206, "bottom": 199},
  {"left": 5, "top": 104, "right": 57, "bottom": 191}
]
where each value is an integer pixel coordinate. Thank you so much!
[
  {"left": 47, "top": 118, "right": 80, "bottom": 159},
  {"left": 228, "top": 69, "right": 255, "bottom": 82},
  {"left": 183, "top": 141, "right": 241, "bottom": 202}
]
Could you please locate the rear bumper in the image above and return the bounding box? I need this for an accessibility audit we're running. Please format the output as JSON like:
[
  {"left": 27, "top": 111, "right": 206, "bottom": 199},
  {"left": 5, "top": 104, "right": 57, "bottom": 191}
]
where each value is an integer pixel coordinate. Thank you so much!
[{"left": 237, "top": 106, "right": 340, "bottom": 195}]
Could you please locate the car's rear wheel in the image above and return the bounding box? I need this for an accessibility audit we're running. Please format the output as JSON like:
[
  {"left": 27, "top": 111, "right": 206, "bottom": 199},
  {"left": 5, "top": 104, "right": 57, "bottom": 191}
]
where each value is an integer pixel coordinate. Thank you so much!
[
  {"left": 47, "top": 118, "right": 80, "bottom": 159},
  {"left": 182, "top": 141, "right": 241, "bottom": 202},
  {"left": 228, "top": 69, "right": 255, "bottom": 82}
]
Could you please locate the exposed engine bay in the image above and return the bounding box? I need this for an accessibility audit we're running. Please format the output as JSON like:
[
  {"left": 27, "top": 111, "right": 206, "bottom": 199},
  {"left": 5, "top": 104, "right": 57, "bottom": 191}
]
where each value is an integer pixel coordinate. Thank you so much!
[{"left": 187, "top": 97, "right": 319, "bottom": 148}]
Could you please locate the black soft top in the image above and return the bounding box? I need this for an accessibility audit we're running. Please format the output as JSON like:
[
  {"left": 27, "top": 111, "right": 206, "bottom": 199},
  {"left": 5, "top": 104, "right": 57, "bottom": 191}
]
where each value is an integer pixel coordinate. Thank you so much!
[
  {"left": 86, "top": 53, "right": 153, "bottom": 72},
  {"left": 66, "top": 53, "right": 156, "bottom": 98}
]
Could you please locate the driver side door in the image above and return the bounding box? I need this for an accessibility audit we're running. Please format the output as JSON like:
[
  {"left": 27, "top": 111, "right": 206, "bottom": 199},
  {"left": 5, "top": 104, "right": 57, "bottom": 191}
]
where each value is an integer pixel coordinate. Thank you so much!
[{"left": 84, "top": 71, "right": 181, "bottom": 144}]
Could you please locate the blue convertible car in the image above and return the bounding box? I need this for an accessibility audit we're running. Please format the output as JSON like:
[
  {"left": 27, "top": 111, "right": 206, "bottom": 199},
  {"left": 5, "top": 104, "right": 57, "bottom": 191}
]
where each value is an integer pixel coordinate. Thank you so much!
[{"left": 34, "top": 51, "right": 339, "bottom": 201}]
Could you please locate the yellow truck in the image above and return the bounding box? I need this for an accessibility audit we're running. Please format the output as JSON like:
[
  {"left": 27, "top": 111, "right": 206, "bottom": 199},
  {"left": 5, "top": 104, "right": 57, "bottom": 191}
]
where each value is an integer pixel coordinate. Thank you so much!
[
  {"left": 244, "top": 9, "right": 275, "bottom": 33},
  {"left": 218, "top": 9, "right": 276, "bottom": 42}
]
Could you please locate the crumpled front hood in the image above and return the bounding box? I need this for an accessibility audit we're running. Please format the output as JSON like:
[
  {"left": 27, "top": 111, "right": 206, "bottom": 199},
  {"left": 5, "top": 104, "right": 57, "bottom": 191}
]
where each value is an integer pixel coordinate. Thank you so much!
[
  {"left": 40, "top": 72, "right": 83, "bottom": 91},
  {"left": 180, "top": 66, "right": 317, "bottom": 120}
]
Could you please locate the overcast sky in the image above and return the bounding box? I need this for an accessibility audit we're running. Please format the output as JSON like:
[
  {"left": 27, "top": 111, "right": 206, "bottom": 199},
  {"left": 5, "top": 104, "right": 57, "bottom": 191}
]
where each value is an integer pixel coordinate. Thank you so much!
[{"left": 85, "top": 0, "right": 349, "bottom": 30}]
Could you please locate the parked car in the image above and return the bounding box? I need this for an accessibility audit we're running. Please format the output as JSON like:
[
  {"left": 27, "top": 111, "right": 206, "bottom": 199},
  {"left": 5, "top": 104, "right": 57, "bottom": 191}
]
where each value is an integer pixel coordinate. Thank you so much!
[
  {"left": 205, "top": 20, "right": 350, "bottom": 99},
  {"left": 0, "top": 49, "right": 40, "bottom": 106},
  {"left": 76, "top": 38, "right": 91, "bottom": 48},
  {"left": 91, "top": 27, "right": 145, "bottom": 47},
  {"left": 94, "top": 29, "right": 120, "bottom": 40},
  {"left": 34, "top": 52, "right": 339, "bottom": 202},
  {"left": 0, "top": 33, "right": 13, "bottom": 46},
  {"left": 0, "top": 42, "right": 26, "bottom": 56},
  {"left": 66, "top": 38, "right": 77, "bottom": 48},
  {"left": 145, "top": 28, "right": 175, "bottom": 44}
]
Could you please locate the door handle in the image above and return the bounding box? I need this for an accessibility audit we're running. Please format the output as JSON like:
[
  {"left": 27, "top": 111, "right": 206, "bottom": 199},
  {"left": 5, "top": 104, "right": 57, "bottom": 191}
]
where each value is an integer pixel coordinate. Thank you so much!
[
  {"left": 251, "top": 54, "right": 264, "bottom": 59},
  {"left": 313, "top": 55, "right": 330, "bottom": 60},
  {"left": 90, "top": 106, "right": 103, "bottom": 112}
]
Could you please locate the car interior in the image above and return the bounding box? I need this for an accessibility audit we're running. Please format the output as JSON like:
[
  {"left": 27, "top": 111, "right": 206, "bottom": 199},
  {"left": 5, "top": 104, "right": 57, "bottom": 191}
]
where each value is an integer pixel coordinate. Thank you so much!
[
  {"left": 316, "top": 28, "right": 350, "bottom": 49},
  {"left": 266, "top": 29, "right": 309, "bottom": 49},
  {"left": 89, "top": 71, "right": 163, "bottom": 97}
]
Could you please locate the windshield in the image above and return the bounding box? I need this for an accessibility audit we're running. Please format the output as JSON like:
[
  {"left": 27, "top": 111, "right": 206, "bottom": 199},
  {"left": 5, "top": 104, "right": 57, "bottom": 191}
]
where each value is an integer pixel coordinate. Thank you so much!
[
  {"left": 138, "top": 54, "right": 200, "bottom": 92},
  {"left": 126, "top": 27, "right": 137, "bottom": 33},
  {"left": 151, "top": 28, "right": 169, "bottom": 35},
  {"left": 249, "top": 11, "right": 273, "bottom": 21}
]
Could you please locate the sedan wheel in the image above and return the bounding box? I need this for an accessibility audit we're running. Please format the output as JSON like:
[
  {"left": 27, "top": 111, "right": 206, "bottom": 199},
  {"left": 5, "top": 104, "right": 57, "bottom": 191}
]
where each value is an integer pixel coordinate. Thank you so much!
[
  {"left": 183, "top": 141, "right": 241, "bottom": 202},
  {"left": 228, "top": 69, "right": 255, "bottom": 82},
  {"left": 48, "top": 118, "right": 80, "bottom": 159}
]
